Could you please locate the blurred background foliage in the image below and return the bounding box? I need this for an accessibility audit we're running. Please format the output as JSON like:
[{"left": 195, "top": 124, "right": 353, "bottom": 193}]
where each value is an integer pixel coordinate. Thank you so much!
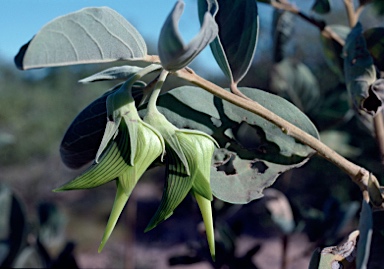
[{"left": 1, "top": 1, "right": 384, "bottom": 268}]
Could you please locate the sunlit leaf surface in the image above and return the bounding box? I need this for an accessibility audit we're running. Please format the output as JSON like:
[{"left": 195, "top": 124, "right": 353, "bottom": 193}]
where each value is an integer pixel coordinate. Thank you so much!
[{"left": 15, "top": 7, "right": 147, "bottom": 70}]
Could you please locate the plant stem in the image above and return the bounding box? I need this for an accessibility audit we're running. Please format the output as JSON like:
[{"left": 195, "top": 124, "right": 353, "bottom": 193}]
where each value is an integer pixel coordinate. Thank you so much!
[
  {"left": 230, "top": 81, "right": 252, "bottom": 100},
  {"left": 270, "top": 0, "right": 345, "bottom": 46},
  {"left": 147, "top": 69, "right": 169, "bottom": 114},
  {"left": 174, "top": 68, "right": 375, "bottom": 194},
  {"left": 343, "top": 0, "right": 357, "bottom": 27},
  {"left": 376, "top": 75, "right": 384, "bottom": 164},
  {"left": 374, "top": 103, "right": 384, "bottom": 165}
]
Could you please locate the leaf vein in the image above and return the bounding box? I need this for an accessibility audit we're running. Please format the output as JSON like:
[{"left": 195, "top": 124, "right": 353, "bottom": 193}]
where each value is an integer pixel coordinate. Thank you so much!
[{"left": 83, "top": 10, "right": 135, "bottom": 57}]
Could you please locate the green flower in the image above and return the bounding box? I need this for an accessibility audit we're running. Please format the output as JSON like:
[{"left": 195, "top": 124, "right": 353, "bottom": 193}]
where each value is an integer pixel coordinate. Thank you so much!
[
  {"left": 54, "top": 79, "right": 165, "bottom": 252},
  {"left": 144, "top": 109, "right": 217, "bottom": 259}
]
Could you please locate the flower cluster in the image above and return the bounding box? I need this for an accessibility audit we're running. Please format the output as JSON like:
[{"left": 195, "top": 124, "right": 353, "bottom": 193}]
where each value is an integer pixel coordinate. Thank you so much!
[{"left": 55, "top": 69, "right": 217, "bottom": 258}]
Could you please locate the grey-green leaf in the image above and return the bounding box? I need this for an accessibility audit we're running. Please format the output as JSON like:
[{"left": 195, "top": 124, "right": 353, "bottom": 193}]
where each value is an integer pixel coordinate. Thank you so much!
[
  {"left": 343, "top": 22, "right": 377, "bottom": 116},
  {"left": 270, "top": 58, "right": 320, "bottom": 112},
  {"left": 60, "top": 85, "right": 118, "bottom": 169},
  {"left": 60, "top": 82, "right": 145, "bottom": 169},
  {"left": 356, "top": 200, "right": 372, "bottom": 269},
  {"left": 198, "top": 0, "right": 259, "bottom": 84},
  {"left": 79, "top": 65, "right": 143, "bottom": 83},
  {"left": 210, "top": 150, "right": 308, "bottom": 203},
  {"left": 15, "top": 7, "right": 147, "bottom": 70},
  {"left": 158, "top": 1, "right": 218, "bottom": 71},
  {"left": 263, "top": 188, "right": 295, "bottom": 234}
]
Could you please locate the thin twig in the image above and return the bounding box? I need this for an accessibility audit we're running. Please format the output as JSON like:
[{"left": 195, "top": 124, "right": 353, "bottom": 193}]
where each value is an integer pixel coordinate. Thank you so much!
[
  {"left": 373, "top": 70, "right": 384, "bottom": 164},
  {"left": 374, "top": 113, "right": 384, "bottom": 163},
  {"left": 343, "top": 0, "right": 357, "bottom": 27},
  {"left": 321, "top": 26, "right": 346, "bottom": 46},
  {"left": 174, "top": 68, "right": 378, "bottom": 198},
  {"left": 270, "top": 0, "right": 346, "bottom": 48}
]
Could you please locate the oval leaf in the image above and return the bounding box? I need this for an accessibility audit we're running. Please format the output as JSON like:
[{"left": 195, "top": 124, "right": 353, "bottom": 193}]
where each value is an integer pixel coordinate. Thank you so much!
[
  {"left": 356, "top": 200, "right": 372, "bottom": 269},
  {"left": 60, "top": 85, "right": 120, "bottom": 169},
  {"left": 60, "top": 81, "right": 145, "bottom": 169},
  {"left": 263, "top": 188, "right": 295, "bottom": 234},
  {"left": 15, "top": 7, "right": 147, "bottom": 70},
  {"left": 270, "top": 58, "right": 320, "bottom": 112},
  {"left": 343, "top": 22, "right": 377, "bottom": 116},
  {"left": 198, "top": 0, "right": 259, "bottom": 84},
  {"left": 158, "top": 1, "right": 218, "bottom": 71}
]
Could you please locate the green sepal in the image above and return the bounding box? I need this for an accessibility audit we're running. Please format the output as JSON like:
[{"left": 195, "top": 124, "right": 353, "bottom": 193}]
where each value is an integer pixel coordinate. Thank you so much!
[
  {"left": 193, "top": 191, "right": 215, "bottom": 260},
  {"left": 144, "top": 146, "right": 193, "bottom": 232}
]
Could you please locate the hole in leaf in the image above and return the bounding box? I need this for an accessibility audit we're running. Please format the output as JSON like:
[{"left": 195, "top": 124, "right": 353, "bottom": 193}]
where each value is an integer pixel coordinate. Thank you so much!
[
  {"left": 215, "top": 154, "right": 237, "bottom": 175},
  {"left": 250, "top": 161, "right": 268, "bottom": 174},
  {"left": 362, "top": 87, "right": 382, "bottom": 114}
]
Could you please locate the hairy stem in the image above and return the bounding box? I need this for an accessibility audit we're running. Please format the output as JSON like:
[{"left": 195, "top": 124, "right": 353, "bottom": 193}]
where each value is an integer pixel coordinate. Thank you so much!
[{"left": 174, "top": 68, "right": 374, "bottom": 193}]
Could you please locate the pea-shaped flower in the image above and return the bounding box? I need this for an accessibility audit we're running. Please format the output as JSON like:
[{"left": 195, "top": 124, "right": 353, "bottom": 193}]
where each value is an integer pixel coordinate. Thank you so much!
[
  {"left": 144, "top": 108, "right": 217, "bottom": 259},
  {"left": 54, "top": 78, "right": 165, "bottom": 252}
]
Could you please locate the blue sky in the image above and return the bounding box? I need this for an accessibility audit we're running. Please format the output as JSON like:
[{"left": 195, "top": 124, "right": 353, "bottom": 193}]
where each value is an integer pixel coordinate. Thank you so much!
[
  {"left": 0, "top": 1, "right": 328, "bottom": 76},
  {"left": 0, "top": 1, "right": 184, "bottom": 57},
  {"left": 0, "top": 0, "right": 224, "bottom": 74}
]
